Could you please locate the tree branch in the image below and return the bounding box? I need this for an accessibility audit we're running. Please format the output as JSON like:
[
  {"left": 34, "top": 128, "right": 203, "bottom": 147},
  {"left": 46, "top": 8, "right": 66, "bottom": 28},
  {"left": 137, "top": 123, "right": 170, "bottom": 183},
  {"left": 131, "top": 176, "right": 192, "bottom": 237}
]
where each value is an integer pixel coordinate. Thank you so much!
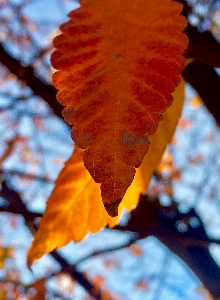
[
  {"left": 0, "top": 179, "right": 108, "bottom": 300},
  {"left": 185, "top": 24, "right": 220, "bottom": 68},
  {"left": 183, "top": 61, "right": 220, "bottom": 127},
  {"left": 177, "top": 0, "right": 220, "bottom": 68},
  {"left": 75, "top": 235, "right": 142, "bottom": 265},
  {"left": 1, "top": 184, "right": 220, "bottom": 298},
  {"left": 116, "top": 194, "right": 220, "bottom": 300},
  {"left": 0, "top": 43, "right": 62, "bottom": 118},
  {"left": 0, "top": 169, "right": 53, "bottom": 183},
  {"left": 51, "top": 251, "right": 114, "bottom": 300}
]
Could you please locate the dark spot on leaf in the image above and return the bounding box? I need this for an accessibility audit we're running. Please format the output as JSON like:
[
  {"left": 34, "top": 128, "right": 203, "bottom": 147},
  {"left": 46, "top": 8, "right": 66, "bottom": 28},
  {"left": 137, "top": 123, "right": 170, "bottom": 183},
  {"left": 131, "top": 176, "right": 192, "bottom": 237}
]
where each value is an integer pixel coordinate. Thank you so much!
[
  {"left": 83, "top": 134, "right": 91, "bottom": 140},
  {"left": 110, "top": 54, "right": 120, "bottom": 61},
  {"left": 121, "top": 133, "right": 135, "bottom": 145}
]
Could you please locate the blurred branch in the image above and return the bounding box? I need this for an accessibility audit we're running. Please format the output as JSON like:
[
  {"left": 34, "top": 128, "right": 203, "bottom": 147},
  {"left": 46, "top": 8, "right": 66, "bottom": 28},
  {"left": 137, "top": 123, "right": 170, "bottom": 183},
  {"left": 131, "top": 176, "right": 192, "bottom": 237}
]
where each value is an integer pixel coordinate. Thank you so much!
[
  {"left": 0, "top": 43, "right": 63, "bottom": 118},
  {"left": 178, "top": 0, "right": 220, "bottom": 68},
  {"left": 185, "top": 25, "right": 220, "bottom": 68},
  {"left": 0, "top": 180, "right": 42, "bottom": 221},
  {"left": 51, "top": 251, "right": 114, "bottom": 300},
  {"left": 116, "top": 194, "right": 220, "bottom": 300},
  {"left": 75, "top": 235, "right": 142, "bottom": 265},
  {"left": 175, "top": 0, "right": 220, "bottom": 128},
  {"left": 183, "top": 61, "right": 220, "bottom": 127},
  {"left": 1, "top": 181, "right": 220, "bottom": 298},
  {"left": 0, "top": 179, "right": 114, "bottom": 300},
  {"left": 114, "top": 225, "right": 220, "bottom": 247},
  {"left": 0, "top": 169, "right": 53, "bottom": 183}
]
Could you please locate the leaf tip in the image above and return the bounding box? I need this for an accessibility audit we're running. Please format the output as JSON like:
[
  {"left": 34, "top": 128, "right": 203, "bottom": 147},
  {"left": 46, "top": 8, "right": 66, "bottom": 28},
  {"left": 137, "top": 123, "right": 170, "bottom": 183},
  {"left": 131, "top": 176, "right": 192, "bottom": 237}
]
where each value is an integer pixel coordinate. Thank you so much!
[
  {"left": 104, "top": 199, "right": 122, "bottom": 217},
  {"left": 26, "top": 242, "right": 47, "bottom": 269},
  {"left": 26, "top": 246, "right": 35, "bottom": 270}
]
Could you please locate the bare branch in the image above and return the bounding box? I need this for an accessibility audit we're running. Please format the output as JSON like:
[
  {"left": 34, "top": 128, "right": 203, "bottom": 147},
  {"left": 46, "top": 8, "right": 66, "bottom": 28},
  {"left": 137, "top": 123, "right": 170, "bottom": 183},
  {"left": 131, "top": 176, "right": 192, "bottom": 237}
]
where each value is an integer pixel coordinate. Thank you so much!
[
  {"left": 75, "top": 234, "right": 142, "bottom": 265},
  {"left": 0, "top": 43, "right": 62, "bottom": 118},
  {"left": 116, "top": 194, "right": 220, "bottom": 299},
  {"left": 51, "top": 251, "right": 115, "bottom": 300},
  {"left": 183, "top": 61, "right": 220, "bottom": 127},
  {"left": 0, "top": 169, "right": 53, "bottom": 183},
  {"left": 177, "top": 0, "right": 220, "bottom": 68},
  {"left": 0, "top": 179, "right": 114, "bottom": 300}
]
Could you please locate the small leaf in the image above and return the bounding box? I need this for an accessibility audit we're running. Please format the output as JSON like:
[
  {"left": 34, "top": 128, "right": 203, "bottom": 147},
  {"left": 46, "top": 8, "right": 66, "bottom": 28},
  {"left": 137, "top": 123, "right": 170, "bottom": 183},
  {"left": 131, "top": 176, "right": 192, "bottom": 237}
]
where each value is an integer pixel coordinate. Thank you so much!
[
  {"left": 27, "top": 79, "right": 184, "bottom": 266},
  {"left": 0, "top": 246, "right": 14, "bottom": 269},
  {"left": 51, "top": 0, "right": 188, "bottom": 216}
]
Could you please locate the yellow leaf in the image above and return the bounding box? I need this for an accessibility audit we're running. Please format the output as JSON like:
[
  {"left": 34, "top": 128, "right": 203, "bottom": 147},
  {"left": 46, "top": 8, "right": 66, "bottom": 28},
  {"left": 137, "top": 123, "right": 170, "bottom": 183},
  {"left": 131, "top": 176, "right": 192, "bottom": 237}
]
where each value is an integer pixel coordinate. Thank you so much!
[
  {"left": 27, "top": 79, "right": 184, "bottom": 266},
  {"left": 27, "top": 148, "right": 106, "bottom": 265}
]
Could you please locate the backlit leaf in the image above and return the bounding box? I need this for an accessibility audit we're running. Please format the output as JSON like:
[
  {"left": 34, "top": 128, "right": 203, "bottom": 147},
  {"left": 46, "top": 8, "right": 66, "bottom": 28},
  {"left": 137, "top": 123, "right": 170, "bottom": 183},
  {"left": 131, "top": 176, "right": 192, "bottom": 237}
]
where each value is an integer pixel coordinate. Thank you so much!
[
  {"left": 51, "top": 0, "right": 188, "bottom": 216},
  {"left": 27, "top": 79, "right": 184, "bottom": 266},
  {"left": 108, "top": 77, "right": 185, "bottom": 224}
]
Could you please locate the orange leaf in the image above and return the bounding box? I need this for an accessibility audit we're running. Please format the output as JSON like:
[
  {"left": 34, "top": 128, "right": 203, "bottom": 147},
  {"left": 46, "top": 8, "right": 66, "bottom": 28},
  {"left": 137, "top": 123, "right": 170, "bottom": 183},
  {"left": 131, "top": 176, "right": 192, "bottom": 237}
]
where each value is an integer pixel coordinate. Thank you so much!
[
  {"left": 27, "top": 79, "right": 184, "bottom": 266},
  {"left": 51, "top": 0, "right": 188, "bottom": 216},
  {"left": 27, "top": 146, "right": 107, "bottom": 264}
]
